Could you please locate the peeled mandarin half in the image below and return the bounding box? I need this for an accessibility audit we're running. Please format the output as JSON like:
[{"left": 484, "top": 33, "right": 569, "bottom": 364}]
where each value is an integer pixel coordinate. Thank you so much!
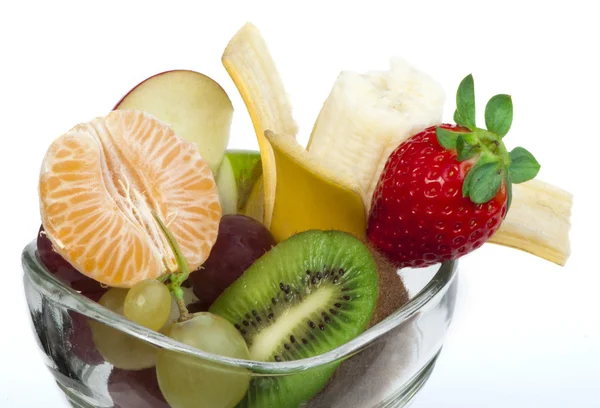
[{"left": 39, "top": 109, "right": 221, "bottom": 288}]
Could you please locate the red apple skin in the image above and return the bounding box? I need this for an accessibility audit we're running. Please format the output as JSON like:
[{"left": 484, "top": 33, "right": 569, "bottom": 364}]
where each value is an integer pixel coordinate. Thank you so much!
[{"left": 112, "top": 69, "right": 230, "bottom": 110}]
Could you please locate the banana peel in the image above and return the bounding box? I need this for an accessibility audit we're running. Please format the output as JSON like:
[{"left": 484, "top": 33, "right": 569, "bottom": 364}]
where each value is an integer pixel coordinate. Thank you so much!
[
  {"left": 222, "top": 23, "right": 367, "bottom": 241},
  {"left": 307, "top": 60, "right": 445, "bottom": 210},
  {"left": 265, "top": 130, "right": 367, "bottom": 242},
  {"left": 222, "top": 23, "right": 298, "bottom": 229}
]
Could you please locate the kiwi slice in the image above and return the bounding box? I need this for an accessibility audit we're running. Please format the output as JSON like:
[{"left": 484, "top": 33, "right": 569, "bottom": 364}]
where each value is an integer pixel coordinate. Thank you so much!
[{"left": 210, "top": 230, "right": 378, "bottom": 408}]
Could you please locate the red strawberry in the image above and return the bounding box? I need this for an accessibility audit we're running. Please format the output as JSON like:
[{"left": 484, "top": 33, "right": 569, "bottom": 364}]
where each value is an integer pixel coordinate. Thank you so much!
[{"left": 367, "top": 75, "right": 540, "bottom": 268}]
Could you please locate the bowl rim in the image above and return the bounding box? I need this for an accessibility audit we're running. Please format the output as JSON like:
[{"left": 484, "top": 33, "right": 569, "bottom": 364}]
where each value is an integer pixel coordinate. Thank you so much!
[{"left": 22, "top": 240, "right": 457, "bottom": 374}]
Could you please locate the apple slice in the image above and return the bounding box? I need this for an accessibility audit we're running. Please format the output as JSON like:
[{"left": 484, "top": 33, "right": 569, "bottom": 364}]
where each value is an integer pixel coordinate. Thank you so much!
[
  {"left": 216, "top": 150, "right": 262, "bottom": 215},
  {"left": 216, "top": 156, "right": 238, "bottom": 215},
  {"left": 114, "top": 70, "right": 233, "bottom": 173},
  {"left": 241, "top": 175, "right": 265, "bottom": 224}
]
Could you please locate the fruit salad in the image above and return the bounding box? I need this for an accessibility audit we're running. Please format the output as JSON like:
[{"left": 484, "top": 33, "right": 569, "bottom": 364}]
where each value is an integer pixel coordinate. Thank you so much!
[{"left": 34, "top": 22, "right": 572, "bottom": 408}]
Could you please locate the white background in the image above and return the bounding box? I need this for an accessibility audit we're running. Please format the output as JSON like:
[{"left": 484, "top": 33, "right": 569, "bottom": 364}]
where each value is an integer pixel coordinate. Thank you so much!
[{"left": 1, "top": 1, "right": 599, "bottom": 407}]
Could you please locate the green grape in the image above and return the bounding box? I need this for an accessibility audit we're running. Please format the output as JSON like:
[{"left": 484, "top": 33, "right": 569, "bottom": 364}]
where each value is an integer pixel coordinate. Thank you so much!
[
  {"left": 89, "top": 288, "right": 157, "bottom": 370},
  {"left": 124, "top": 279, "right": 172, "bottom": 331},
  {"left": 156, "top": 312, "right": 251, "bottom": 408}
]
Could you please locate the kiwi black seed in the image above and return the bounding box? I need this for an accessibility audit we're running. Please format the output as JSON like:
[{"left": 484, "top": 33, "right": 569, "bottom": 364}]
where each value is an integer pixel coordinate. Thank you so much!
[{"left": 210, "top": 230, "right": 379, "bottom": 408}]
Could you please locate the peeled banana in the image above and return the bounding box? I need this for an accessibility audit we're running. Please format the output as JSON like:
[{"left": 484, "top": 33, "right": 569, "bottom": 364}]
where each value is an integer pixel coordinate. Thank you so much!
[
  {"left": 490, "top": 180, "right": 572, "bottom": 266},
  {"left": 308, "top": 58, "right": 446, "bottom": 210}
]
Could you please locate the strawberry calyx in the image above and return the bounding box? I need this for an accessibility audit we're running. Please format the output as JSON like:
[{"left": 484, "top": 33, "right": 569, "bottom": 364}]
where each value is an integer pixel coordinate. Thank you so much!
[{"left": 435, "top": 74, "right": 540, "bottom": 211}]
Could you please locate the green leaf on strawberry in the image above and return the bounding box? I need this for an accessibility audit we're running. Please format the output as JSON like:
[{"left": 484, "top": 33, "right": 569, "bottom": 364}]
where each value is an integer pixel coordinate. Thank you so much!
[
  {"left": 485, "top": 94, "right": 513, "bottom": 137},
  {"left": 437, "top": 74, "right": 540, "bottom": 211},
  {"left": 436, "top": 127, "right": 460, "bottom": 149},
  {"left": 455, "top": 74, "right": 476, "bottom": 128},
  {"left": 456, "top": 135, "right": 477, "bottom": 161},
  {"left": 462, "top": 159, "right": 480, "bottom": 197},
  {"left": 509, "top": 147, "right": 540, "bottom": 183},
  {"left": 468, "top": 162, "right": 503, "bottom": 204}
]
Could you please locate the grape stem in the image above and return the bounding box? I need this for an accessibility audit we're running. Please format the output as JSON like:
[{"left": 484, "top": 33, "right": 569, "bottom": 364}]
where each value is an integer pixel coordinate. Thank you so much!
[
  {"left": 152, "top": 211, "right": 192, "bottom": 322},
  {"left": 176, "top": 298, "right": 191, "bottom": 322}
]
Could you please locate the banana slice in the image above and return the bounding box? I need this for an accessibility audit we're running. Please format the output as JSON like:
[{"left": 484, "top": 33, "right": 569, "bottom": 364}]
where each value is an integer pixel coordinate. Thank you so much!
[
  {"left": 490, "top": 180, "right": 572, "bottom": 266},
  {"left": 222, "top": 23, "right": 298, "bottom": 228},
  {"left": 308, "top": 58, "right": 445, "bottom": 210},
  {"left": 265, "top": 130, "right": 366, "bottom": 242}
]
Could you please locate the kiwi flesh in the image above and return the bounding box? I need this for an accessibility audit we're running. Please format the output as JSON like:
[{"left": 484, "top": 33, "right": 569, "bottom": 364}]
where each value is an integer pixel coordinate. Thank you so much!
[{"left": 209, "top": 230, "right": 379, "bottom": 408}]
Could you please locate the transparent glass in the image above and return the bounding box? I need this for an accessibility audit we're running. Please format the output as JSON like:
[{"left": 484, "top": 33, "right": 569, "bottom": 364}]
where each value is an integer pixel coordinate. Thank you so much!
[{"left": 22, "top": 240, "right": 458, "bottom": 408}]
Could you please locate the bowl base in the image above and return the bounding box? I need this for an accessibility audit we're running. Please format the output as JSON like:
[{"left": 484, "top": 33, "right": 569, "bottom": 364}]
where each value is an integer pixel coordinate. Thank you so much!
[
  {"left": 56, "top": 380, "right": 110, "bottom": 408},
  {"left": 57, "top": 352, "right": 440, "bottom": 408}
]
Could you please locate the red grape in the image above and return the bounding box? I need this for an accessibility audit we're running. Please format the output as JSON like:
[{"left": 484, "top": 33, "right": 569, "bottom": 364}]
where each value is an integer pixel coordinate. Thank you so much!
[
  {"left": 108, "top": 367, "right": 169, "bottom": 408},
  {"left": 66, "top": 291, "right": 105, "bottom": 365},
  {"left": 37, "top": 225, "right": 105, "bottom": 294},
  {"left": 190, "top": 215, "right": 275, "bottom": 305},
  {"left": 69, "top": 317, "right": 104, "bottom": 365},
  {"left": 186, "top": 300, "right": 210, "bottom": 314}
]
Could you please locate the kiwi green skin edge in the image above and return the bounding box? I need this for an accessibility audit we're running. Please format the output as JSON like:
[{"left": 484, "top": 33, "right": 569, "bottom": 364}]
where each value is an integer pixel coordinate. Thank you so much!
[{"left": 210, "top": 230, "right": 379, "bottom": 408}]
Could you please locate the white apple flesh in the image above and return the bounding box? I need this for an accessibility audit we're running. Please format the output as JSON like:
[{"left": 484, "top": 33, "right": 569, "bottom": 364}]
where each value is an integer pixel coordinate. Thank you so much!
[{"left": 216, "top": 156, "right": 238, "bottom": 215}]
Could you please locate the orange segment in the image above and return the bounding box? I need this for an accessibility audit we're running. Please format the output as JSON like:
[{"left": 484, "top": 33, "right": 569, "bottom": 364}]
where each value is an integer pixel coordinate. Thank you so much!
[{"left": 39, "top": 110, "right": 221, "bottom": 288}]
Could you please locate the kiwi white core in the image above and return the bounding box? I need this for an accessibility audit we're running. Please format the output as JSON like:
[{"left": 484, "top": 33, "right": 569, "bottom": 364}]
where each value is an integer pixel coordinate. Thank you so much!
[{"left": 249, "top": 287, "right": 335, "bottom": 361}]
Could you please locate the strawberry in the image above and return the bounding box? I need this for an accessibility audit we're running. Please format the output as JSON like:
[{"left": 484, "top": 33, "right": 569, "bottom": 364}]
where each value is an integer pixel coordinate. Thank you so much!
[{"left": 367, "top": 75, "right": 540, "bottom": 268}]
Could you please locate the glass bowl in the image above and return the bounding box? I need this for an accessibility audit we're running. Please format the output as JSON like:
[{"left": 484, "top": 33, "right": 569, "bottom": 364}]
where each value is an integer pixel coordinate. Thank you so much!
[{"left": 22, "top": 240, "right": 458, "bottom": 408}]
